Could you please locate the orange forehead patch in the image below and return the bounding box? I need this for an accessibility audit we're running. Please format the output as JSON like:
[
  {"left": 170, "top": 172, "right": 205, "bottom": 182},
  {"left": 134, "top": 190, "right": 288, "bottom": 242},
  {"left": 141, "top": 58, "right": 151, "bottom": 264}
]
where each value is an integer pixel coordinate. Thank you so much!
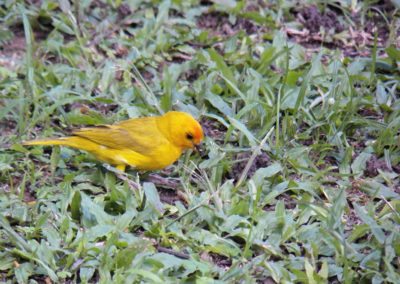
[{"left": 193, "top": 123, "right": 204, "bottom": 141}]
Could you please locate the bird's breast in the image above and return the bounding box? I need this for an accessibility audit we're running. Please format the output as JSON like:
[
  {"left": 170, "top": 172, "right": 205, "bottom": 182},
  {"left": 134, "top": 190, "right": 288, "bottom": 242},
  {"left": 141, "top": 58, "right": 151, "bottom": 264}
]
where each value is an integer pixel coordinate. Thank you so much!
[{"left": 151, "top": 143, "right": 183, "bottom": 169}]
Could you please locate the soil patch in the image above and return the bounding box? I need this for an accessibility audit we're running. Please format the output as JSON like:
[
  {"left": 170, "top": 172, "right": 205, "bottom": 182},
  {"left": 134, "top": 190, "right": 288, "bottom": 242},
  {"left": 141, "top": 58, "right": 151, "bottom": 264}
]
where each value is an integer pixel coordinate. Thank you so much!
[
  {"left": 0, "top": 119, "right": 17, "bottom": 137},
  {"left": 200, "top": 117, "right": 227, "bottom": 142},
  {"left": 158, "top": 188, "right": 181, "bottom": 205},
  {"left": 197, "top": 11, "right": 261, "bottom": 38},
  {"left": 227, "top": 151, "right": 270, "bottom": 181},
  {"left": 365, "top": 155, "right": 392, "bottom": 177},
  {"left": 297, "top": 5, "right": 344, "bottom": 34},
  {"left": 287, "top": 3, "right": 396, "bottom": 57},
  {"left": 200, "top": 251, "right": 232, "bottom": 269},
  {"left": 0, "top": 30, "right": 25, "bottom": 69},
  {"left": 263, "top": 192, "right": 297, "bottom": 211}
]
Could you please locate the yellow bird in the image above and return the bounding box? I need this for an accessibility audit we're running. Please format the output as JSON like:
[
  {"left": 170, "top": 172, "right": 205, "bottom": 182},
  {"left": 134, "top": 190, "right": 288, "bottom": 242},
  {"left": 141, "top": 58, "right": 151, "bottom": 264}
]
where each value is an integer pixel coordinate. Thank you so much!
[{"left": 23, "top": 111, "right": 204, "bottom": 172}]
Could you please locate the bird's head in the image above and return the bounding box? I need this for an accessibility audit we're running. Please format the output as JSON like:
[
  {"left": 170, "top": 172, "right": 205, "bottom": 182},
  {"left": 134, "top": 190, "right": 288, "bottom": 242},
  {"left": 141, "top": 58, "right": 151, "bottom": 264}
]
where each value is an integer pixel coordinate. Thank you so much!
[{"left": 161, "top": 111, "right": 204, "bottom": 150}]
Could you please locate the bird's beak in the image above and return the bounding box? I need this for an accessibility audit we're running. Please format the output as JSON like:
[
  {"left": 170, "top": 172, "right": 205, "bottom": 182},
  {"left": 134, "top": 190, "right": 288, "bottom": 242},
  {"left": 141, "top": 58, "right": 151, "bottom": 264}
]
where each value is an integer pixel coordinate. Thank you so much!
[{"left": 193, "top": 143, "right": 207, "bottom": 157}]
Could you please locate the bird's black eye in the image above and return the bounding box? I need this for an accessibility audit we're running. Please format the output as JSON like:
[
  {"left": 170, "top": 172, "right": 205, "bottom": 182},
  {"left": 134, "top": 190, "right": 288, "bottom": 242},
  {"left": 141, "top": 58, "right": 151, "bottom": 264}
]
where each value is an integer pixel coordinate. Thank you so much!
[{"left": 186, "top": 133, "right": 193, "bottom": 140}]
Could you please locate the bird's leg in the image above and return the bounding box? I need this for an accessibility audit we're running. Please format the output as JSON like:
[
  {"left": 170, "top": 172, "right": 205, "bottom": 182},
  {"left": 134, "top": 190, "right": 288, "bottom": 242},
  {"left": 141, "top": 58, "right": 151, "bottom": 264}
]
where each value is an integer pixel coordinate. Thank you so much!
[{"left": 116, "top": 164, "right": 126, "bottom": 172}]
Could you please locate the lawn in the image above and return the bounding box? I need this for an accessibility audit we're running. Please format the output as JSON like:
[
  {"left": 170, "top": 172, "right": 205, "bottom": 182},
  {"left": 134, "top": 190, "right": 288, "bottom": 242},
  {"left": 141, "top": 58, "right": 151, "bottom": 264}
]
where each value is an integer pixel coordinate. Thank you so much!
[{"left": 0, "top": 0, "right": 399, "bottom": 283}]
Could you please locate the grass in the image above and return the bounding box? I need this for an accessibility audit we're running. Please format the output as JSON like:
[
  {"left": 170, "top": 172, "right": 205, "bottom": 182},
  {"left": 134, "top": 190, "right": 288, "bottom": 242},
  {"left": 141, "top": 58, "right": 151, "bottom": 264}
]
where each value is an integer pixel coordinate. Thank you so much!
[{"left": 0, "top": 0, "right": 399, "bottom": 283}]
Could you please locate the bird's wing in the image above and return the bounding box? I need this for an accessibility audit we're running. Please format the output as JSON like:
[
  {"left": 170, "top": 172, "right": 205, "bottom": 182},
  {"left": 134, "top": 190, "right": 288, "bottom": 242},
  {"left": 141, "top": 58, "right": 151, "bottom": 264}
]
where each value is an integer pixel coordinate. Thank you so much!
[{"left": 72, "top": 117, "right": 165, "bottom": 154}]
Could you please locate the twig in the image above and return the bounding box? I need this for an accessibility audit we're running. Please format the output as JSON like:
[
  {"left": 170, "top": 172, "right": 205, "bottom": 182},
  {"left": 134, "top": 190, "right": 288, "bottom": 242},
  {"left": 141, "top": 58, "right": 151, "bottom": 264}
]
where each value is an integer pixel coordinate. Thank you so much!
[
  {"left": 381, "top": 195, "right": 400, "bottom": 218},
  {"left": 235, "top": 127, "right": 274, "bottom": 188},
  {"left": 117, "top": 174, "right": 140, "bottom": 191},
  {"left": 156, "top": 245, "right": 190, "bottom": 259},
  {"left": 147, "top": 174, "right": 180, "bottom": 189},
  {"left": 102, "top": 164, "right": 140, "bottom": 191},
  {"left": 73, "top": 0, "right": 83, "bottom": 38},
  {"left": 166, "top": 168, "right": 224, "bottom": 228}
]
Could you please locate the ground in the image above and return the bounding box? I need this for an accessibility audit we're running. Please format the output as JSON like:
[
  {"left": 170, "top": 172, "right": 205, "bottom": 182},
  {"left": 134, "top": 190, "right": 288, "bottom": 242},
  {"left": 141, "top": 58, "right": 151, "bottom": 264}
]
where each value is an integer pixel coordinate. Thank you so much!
[{"left": 0, "top": 0, "right": 399, "bottom": 283}]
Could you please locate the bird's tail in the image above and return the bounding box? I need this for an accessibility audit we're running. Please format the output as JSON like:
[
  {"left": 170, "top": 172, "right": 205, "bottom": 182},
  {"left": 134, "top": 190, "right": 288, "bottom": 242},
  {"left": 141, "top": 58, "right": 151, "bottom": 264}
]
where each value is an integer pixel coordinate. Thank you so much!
[{"left": 23, "top": 137, "right": 90, "bottom": 150}]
